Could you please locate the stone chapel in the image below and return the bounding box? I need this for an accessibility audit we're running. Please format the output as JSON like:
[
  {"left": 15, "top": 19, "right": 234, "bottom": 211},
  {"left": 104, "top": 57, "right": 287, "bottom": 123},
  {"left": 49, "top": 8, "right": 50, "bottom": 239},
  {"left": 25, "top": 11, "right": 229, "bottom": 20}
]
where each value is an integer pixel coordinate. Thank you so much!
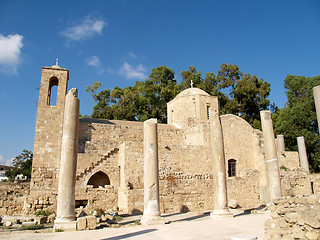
[{"left": 27, "top": 64, "right": 313, "bottom": 215}]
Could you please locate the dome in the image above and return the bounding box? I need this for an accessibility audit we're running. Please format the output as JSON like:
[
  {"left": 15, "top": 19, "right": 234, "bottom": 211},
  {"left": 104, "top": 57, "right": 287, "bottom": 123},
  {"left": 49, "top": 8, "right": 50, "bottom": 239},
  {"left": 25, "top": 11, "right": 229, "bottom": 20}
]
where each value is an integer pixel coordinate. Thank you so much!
[{"left": 175, "top": 87, "right": 210, "bottom": 98}]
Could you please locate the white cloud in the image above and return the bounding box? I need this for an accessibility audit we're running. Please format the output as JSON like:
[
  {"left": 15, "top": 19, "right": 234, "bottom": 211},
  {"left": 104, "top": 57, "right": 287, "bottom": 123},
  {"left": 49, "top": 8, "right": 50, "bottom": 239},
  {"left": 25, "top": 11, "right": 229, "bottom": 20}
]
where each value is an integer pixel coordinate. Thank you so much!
[
  {"left": 128, "top": 52, "right": 137, "bottom": 58},
  {"left": 87, "top": 56, "right": 105, "bottom": 74},
  {"left": 61, "top": 16, "right": 106, "bottom": 41},
  {"left": 0, "top": 34, "right": 23, "bottom": 74},
  {"left": 118, "top": 62, "right": 147, "bottom": 80},
  {"left": 87, "top": 56, "right": 101, "bottom": 67},
  {"left": 0, "top": 155, "right": 12, "bottom": 166}
]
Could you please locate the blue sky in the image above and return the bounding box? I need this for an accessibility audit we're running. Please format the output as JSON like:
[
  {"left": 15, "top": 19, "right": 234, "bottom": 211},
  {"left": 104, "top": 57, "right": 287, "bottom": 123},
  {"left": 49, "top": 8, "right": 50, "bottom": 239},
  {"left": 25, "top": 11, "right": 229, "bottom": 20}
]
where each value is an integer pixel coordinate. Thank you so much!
[{"left": 0, "top": 0, "right": 320, "bottom": 165}]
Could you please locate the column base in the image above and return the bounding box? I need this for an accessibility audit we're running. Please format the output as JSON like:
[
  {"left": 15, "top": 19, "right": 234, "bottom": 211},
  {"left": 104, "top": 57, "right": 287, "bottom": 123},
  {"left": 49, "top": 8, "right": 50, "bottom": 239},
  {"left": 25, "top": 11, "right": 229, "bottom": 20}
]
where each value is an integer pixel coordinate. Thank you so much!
[
  {"left": 210, "top": 209, "right": 233, "bottom": 219},
  {"left": 54, "top": 218, "right": 76, "bottom": 232},
  {"left": 140, "top": 215, "right": 165, "bottom": 225}
]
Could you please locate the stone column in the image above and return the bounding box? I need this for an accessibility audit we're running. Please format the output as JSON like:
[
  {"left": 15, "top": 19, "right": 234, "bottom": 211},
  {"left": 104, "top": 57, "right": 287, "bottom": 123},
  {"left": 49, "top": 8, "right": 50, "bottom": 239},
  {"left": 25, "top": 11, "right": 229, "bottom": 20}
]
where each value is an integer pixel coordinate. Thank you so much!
[
  {"left": 253, "top": 132, "right": 269, "bottom": 204},
  {"left": 210, "top": 111, "right": 232, "bottom": 218},
  {"left": 54, "top": 88, "right": 79, "bottom": 231},
  {"left": 297, "top": 136, "right": 309, "bottom": 173},
  {"left": 277, "top": 135, "right": 285, "bottom": 152},
  {"left": 313, "top": 85, "right": 320, "bottom": 131},
  {"left": 140, "top": 119, "right": 164, "bottom": 225},
  {"left": 260, "top": 110, "right": 281, "bottom": 202}
]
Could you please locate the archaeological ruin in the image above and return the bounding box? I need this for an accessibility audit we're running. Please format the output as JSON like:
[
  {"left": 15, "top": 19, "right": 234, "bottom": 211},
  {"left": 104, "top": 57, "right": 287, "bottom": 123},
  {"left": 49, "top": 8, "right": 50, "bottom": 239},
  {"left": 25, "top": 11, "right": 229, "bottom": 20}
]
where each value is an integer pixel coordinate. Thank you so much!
[{"left": 1, "top": 63, "right": 320, "bottom": 231}]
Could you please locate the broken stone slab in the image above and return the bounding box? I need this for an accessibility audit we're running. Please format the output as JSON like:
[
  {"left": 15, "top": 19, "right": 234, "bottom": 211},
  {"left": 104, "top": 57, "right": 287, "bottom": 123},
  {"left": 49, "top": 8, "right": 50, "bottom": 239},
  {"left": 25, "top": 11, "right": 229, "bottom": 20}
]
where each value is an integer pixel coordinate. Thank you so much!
[
  {"left": 228, "top": 199, "right": 239, "bottom": 209},
  {"left": 22, "top": 221, "right": 36, "bottom": 226},
  {"left": 298, "top": 209, "right": 320, "bottom": 229}
]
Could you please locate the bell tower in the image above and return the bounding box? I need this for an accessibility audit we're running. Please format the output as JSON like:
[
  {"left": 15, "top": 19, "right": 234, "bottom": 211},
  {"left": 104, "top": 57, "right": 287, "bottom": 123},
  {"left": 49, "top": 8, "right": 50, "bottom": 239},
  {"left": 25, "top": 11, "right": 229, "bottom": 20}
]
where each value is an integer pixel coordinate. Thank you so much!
[{"left": 29, "top": 63, "right": 69, "bottom": 204}]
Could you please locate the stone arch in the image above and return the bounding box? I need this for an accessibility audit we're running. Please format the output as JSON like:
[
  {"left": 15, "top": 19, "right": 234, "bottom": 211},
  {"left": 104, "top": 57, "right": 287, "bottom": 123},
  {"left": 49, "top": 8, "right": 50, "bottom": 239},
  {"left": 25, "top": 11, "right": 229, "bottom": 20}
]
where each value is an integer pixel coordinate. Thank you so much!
[
  {"left": 87, "top": 171, "right": 110, "bottom": 188},
  {"left": 228, "top": 159, "right": 237, "bottom": 177},
  {"left": 47, "top": 76, "right": 59, "bottom": 106}
]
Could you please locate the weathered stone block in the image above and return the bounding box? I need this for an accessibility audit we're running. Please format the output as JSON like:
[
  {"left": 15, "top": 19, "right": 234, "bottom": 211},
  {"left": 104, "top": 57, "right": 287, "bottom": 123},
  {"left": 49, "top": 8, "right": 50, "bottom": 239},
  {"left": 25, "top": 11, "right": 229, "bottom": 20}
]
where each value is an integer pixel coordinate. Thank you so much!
[
  {"left": 292, "top": 226, "right": 305, "bottom": 239},
  {"left": 35, "top": 216, "right": 47, "bottom": 224},
  {"left": 86, "top": 216, "right": 96, "bottom": 230},
  {"left": 305, "top": 230, "right": 320, "bottom": 240},
  {"left": 284, "top": 212, "right": 298, "bottom": 224},
  {"left": 228, "top": 199, "right": 239, "bottom": 209},
  {"left": 298, "top": 209, "right": 320, "bottom": 229},
  {"left": 48, "top": 213, "right": 56, "bottom": 223},
  {"left": 76, "top": 217, "right": 86, "bottom": 231}
]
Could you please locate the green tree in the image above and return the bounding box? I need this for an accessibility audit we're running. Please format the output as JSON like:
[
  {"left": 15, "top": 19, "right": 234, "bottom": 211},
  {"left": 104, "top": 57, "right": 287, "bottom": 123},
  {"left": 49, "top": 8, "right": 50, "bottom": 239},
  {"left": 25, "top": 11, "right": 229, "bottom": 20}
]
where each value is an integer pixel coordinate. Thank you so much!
[
  {"left": 275, "top": 75, "right": 320, "bottom": 172},
  {"left": 216, "top": 64, "right": 271, "bottom": 126},
  {"left": 87, "top": 64, "right": 271, "bottom": 127},
  {"left": 87, "top": 66, "right": 180, "bottom": 123},
  {"left": 179, "top": 64, "right": 271, "bottom": 126},
  {"left": 138, "top": 66, "right": 180, "bottom": 122},
  {"left": 5, "top": 149, "right": 33, "bottom": 180}
]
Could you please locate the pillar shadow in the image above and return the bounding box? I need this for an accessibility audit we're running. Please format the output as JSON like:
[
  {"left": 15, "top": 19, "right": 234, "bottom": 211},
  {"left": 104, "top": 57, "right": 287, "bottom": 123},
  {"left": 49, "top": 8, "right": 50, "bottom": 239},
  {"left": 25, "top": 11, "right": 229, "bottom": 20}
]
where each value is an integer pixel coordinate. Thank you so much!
[
  {"left": 233, "top": 205, "right": 266, "bottom": 218},
  {"left": 100, "top": 229, "right": 157, "bottom": 240},
  {"left": 165, "top": 211, "right": 210, "bottom": 223}
]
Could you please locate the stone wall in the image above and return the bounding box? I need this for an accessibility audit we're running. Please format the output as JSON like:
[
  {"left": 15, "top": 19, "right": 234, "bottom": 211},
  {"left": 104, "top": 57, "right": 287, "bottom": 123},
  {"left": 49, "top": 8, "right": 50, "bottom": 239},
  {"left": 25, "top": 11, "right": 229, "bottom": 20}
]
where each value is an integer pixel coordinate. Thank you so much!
[
  {"left": 280, "top": 168, "right": 312, "bottom": 197},
  {"left": 227, "top": 169, "right": 261, "bottom": 209},
  {"left": 0, "top": 182, "right": 30, "bottom": 215},
  {"left": 265, "top": 194, "right": 320, "bottom": 240},
  {"left": 278, "top": 151, "right": 300, "bottom": 169}
]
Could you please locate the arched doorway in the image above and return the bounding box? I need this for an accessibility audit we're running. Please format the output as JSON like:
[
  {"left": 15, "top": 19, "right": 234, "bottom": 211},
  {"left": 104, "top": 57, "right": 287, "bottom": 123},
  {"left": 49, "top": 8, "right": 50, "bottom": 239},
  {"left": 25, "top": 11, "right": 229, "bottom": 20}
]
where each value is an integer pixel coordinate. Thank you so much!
[{"left": 87, "top": 171, "right": 110, "bottom": 188}]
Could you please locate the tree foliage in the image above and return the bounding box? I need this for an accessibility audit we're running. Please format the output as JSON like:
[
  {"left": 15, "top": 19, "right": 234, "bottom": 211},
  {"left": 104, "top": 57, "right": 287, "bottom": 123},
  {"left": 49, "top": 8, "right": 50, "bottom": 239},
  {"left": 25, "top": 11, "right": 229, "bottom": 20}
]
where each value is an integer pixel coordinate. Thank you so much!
[
  {"left": 274, "top": 75, "right": 320, "bottom": 172},
  {"left": 5, "top": 149, "right": 33, "bottom": 180},
  {"left": 87, "top": 64, "right": 271, "bottom": 126}
]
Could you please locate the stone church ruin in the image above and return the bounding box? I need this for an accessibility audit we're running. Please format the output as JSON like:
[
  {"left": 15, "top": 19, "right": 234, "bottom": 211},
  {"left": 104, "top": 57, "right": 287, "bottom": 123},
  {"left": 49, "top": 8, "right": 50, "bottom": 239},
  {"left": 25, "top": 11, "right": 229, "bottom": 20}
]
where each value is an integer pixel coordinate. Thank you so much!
[{"left": 1, "top": 63, "right": 319, "bottom": 229}]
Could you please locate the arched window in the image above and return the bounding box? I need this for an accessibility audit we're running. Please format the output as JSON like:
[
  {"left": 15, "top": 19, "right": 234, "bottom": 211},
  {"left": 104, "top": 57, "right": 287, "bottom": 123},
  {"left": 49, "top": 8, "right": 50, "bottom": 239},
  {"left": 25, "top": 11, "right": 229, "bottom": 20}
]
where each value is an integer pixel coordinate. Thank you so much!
[
  {"left": 87, "top": 171, "right": 110, "bottom": 188},
  {"left": 47, "top": 77, "right": 59, "bottom": 106},
  {"left": 228, "top": 159, "right": 237, "bottom": 177}
]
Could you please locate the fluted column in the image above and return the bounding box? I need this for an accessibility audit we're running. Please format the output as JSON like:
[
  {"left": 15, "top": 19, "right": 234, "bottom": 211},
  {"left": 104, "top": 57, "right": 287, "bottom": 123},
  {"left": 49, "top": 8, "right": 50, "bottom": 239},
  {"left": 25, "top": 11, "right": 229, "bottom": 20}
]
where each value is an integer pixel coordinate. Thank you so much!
[
  {"left": 260, "top": 110, "right": 281, "bottom": 202},
  {"left": 210, "top": 111, "right": 232, "bottom": 218},
  {"left": 54, "top": 88, "right": 79, "bottom": 231},
  {"left": 297, "top": 136, "right": 309, "bottom": 173},
  {"left": 140, "top": 118, "right": 164, "bottom": 225}
]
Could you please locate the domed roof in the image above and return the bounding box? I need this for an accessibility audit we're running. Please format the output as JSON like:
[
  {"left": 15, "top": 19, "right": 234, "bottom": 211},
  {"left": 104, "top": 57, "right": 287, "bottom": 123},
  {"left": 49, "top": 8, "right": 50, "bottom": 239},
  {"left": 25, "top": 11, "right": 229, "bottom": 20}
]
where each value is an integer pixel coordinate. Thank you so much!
[{"left": 175, "top": 87, "right": 210, "bottom": 98}]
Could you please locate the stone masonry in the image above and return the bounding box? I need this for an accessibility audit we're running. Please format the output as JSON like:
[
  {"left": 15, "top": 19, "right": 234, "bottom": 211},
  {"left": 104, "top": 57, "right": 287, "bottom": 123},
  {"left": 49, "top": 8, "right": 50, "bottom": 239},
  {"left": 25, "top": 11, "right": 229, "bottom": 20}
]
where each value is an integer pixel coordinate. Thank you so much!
[
  {"left": 24, "top": 64, "right": 318, "bottom": 217},
  {"left": 265, "top": 194, "right": 320, "bottom": 239}
]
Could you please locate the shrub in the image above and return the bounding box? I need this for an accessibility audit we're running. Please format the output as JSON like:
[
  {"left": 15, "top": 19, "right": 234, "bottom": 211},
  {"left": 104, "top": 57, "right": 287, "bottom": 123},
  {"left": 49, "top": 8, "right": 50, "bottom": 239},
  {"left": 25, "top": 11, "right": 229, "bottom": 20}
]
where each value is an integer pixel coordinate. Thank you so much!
[
  {"left": 34, "top": 210, "right": 52, "bottom": 216},
  {"left": 22, "top": 224, "right": 44, "bottom": 230}
]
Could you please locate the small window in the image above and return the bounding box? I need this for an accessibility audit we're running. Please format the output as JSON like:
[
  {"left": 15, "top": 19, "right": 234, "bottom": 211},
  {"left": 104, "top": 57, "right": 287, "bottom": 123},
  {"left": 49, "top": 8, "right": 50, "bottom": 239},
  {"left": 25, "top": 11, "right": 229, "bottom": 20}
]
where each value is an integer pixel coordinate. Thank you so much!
[
  {"left": 207, "top": 105, "right": 210, "bottom": 119},
  {"left": 228, "top": 159, "right": 236, "bottom": 177},
  {"left": 47, "top": 77, "right": 59, "bottom": 106}
]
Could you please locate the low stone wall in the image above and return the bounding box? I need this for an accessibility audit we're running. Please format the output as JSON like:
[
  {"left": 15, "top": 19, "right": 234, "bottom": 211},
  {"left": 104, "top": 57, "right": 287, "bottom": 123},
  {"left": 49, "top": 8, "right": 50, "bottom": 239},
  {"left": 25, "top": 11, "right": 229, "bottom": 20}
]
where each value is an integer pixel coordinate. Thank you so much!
[
  {"left": 280, "top": 168, "right": 312, "bottom": 197},
  {"left": 265, "top": 194, "right": 320, "bottom": 240},
  {"left": 0, "top": 182, "right": 30, "bottom": 215}
]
